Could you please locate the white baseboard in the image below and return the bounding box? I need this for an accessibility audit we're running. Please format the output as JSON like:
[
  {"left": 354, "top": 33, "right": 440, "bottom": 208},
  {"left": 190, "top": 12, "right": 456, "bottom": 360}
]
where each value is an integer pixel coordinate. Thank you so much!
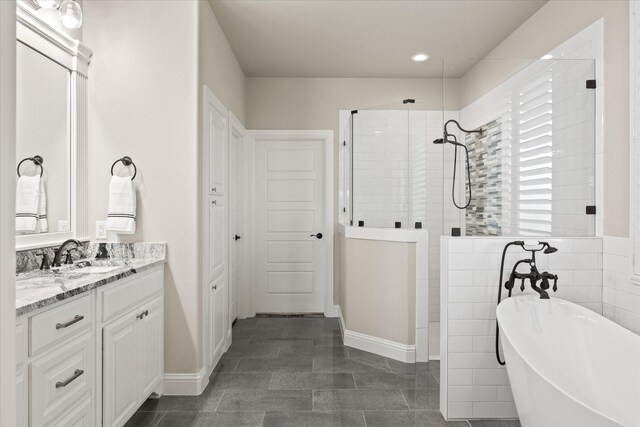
[
  {"left": 163, "top": 367, "right": 208, "bottom": 396},
  {"left": 337, "top": 305, "right": 416, "bottom": 363}
]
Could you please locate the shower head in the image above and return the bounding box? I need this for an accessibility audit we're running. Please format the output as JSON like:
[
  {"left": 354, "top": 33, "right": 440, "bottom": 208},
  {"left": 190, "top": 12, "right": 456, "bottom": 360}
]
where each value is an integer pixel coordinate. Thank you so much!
[
  {"left": 433, "top": 135, "right": 465, "bottom": 147},
  {"left": 539, "top": 241, "right": 558, "bottom": 254}
]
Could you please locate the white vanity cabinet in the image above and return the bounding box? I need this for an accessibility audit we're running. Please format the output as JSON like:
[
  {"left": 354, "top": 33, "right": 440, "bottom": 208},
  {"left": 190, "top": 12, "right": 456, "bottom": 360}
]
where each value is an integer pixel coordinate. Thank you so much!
[
  {"left": 15, "top": 265, "right": 164, "bottom": 427},
  {"left": 99, "top": 267, "right": 164, "bottom": 427},
  {"left": 16, "top": 293, "right": 95, "bottom": 427}
]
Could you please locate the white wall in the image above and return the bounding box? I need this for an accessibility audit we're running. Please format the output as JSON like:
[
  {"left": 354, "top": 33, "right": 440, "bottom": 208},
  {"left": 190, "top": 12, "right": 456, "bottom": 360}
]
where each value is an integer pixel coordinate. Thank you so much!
[
  {"left": 84, "top": 1, "right": 201, "bottom": 374},
  {"left": 602, "top": 236, "right": 640, "bottom": 333},
  {"left": 0, "top": 1, "right": 17, "bottom": 423},
  {"left": 198, "top": 0, "right": 245, "bottom": 124},
  {"left": 440, "top": 236, "right": 603, "bottom": 420}
]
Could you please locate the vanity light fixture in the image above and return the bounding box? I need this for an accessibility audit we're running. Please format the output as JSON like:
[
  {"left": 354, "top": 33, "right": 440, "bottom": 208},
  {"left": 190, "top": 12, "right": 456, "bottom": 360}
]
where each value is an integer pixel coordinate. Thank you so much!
[
  {"left": 58, "top": 0, "right": 83, "bottom": 29},
  {"left": 411, "top": 53, "right": 429, "bottom": 62},
  {"left": 35, "top": 0, "right": 60, "bottom": 8},
  {"left": 30, "top": 0, "right": 83, "bottom": 29}
]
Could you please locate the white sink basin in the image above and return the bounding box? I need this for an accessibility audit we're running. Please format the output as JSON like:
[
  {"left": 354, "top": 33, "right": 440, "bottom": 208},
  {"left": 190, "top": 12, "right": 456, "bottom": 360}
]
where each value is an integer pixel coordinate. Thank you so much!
[{"left": 74, "top": 266, "right": 122, "bottom": 275}]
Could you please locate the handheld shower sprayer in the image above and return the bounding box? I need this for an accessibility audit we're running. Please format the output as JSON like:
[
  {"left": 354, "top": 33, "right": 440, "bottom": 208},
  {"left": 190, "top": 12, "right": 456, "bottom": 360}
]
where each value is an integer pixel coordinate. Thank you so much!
[{"left": 433, "top": 120, "right": 483, "bottom": 209}]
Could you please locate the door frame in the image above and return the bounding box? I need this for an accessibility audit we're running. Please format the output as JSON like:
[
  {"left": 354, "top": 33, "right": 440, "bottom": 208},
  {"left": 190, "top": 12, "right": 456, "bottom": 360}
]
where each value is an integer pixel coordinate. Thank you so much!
[{"left": 247, "top": 130, "right": 334, "bottom": 317}]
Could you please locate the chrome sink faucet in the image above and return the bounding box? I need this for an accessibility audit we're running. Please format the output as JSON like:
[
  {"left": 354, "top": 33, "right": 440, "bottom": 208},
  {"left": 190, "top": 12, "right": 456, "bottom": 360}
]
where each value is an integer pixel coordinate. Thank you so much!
[{"left": 51, "top": 239, "right": 82, "bottom": 268}]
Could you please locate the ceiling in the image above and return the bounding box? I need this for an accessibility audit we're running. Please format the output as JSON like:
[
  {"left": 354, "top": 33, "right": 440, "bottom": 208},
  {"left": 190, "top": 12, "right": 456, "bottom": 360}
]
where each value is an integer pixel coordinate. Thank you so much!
[{"left": 209, "top": 0, "right": 548, "bottom": 79}]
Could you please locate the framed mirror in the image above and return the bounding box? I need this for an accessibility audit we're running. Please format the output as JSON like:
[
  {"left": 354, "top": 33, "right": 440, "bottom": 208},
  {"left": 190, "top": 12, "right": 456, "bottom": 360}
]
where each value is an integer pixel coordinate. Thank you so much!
[{"left": 15, "top": 1, "right": 91, "bottom": 249}]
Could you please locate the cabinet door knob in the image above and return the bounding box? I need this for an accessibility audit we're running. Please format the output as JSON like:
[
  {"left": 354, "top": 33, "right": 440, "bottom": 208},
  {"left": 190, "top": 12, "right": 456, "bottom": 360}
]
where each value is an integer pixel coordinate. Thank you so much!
[
  {"left": 212, "top": 200, "right": 217, "bottom": 205},
  {"left": 212, "top": 285, "right": 217, "bottom": 290},
  {"left": 211, "top": 187, "right": 217, "bottom": 192},
  {"left": 234, "top": 234, "right": 241, "bottom": 241}
]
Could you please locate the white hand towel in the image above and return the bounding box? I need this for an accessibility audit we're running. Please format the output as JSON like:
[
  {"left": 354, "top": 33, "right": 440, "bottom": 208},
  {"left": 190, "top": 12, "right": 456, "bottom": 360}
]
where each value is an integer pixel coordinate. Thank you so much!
[
  {"left": 15, "top": 175, "right": 40, "bottom": 232},
  {"left": 37, "top": 179, "right": 48, "bottom": 233},
  {"left": 106, "top": 175, "right": 136, "bottom": 234}
]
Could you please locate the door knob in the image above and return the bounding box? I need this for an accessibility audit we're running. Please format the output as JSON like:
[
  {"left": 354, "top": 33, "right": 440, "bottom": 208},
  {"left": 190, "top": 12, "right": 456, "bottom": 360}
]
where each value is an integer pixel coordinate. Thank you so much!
[
  {"left": 234, "top": 234, "right": 241, "bottom": 241},
  {"left": 311, "top": 233, "right": 323, "bottom": 239}
]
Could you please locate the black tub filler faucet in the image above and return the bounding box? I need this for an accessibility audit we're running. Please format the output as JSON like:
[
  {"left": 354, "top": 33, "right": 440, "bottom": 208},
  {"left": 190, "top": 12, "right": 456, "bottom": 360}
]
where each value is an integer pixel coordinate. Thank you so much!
[{"left": 495, "top": 240, "right": 559, "bottom": 365}]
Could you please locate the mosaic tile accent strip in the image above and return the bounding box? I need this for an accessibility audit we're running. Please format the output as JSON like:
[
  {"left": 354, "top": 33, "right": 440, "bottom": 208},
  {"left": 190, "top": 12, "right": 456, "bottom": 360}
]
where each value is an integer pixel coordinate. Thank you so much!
[{"left": 465, "top": 119, "right": 502, "bottom": 236}]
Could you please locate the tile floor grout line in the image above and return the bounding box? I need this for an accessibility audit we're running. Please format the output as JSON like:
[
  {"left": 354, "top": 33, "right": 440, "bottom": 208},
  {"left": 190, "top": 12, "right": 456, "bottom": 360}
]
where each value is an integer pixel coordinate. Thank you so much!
[
  {"left": 267, "top": 372, "right": 274, "bottom": 390},
  {"left": 361, "top": 410, "right": 368, "bottom": 427},
  {"left": 215, "top": 390, "right": 225, "bottom": 412},
  {"left": 399, "top": 388, "right": 411, "bottom": 411}
]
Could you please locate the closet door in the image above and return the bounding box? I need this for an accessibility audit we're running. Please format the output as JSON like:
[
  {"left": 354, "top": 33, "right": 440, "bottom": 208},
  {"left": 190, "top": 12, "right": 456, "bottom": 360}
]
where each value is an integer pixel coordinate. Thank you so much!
[
  {"left": 205, "top": 88, "right": 228, "bottom": 197},
  {"left": 209, "top": 197, "right": 226, "bottom": 281},
  {"left": 209, "top": 275, "right": 226, "bottom": 365}
]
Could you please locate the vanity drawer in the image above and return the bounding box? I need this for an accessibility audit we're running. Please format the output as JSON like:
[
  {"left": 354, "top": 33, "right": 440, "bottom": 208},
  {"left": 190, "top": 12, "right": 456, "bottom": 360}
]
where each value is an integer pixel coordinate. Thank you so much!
[
  {"left": 99, "top": 268, "right": 163, "bottom": 323},
  {"left": 30, "top": 333, "right": 93, "bottom": 427},
  {"left": 30, "top": 294, "right": 92, "bottom": 356}
]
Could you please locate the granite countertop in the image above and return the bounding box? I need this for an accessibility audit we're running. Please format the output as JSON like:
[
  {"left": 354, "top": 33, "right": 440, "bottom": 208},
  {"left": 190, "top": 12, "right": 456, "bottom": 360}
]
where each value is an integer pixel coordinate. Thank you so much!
[{"left": 16, "top": 243, "right": 166, "bottom": 317}]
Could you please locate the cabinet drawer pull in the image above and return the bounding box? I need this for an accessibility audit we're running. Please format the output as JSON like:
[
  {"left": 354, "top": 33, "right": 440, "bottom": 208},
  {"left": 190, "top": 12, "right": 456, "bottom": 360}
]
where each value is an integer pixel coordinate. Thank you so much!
[
  {"left": 55, "top": 369, "right": 84, "bottom": 388},
  {"left": 212, "top": 285, "right": 217, "bottom": 290},
  {"left": 212, "top": 187, "right": 217, "bottom": 192},
  {"left": 136, "top": 310, "right": 149, "bottom": 320},
  {"left": 212, "top": 200, "right": 217, "bottom": 205},
  {"left": 56, "top": 315, "right": 84, "bottom": 329}
]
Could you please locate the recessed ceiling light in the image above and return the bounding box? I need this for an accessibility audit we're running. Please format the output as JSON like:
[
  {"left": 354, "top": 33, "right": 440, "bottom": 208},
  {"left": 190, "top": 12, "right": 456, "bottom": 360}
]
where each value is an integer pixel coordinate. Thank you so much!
[
  {"left": 411, "top": 53, "right": 429, "bottom": 62},
  {"left": 540, "top": 54, "right": 553, "bottom": 60}
]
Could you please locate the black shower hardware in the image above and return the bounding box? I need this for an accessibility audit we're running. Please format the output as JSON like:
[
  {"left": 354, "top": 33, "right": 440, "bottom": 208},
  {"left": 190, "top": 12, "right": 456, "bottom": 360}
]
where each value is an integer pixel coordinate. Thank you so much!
[
  {"left": 17, "top": 155, "right": 44, "bottom": 177},
  {"left": 495, "top": 240, "right": 559, "bottom": 365},
  {"left": 110, "top": 156, "right": 137, "bottom": 180},
  {"left": 433, "top": 120, "right": 483, "bottom": 209},
  {"left": 395, "top": 222, "right": 401, "bottom": 229}
]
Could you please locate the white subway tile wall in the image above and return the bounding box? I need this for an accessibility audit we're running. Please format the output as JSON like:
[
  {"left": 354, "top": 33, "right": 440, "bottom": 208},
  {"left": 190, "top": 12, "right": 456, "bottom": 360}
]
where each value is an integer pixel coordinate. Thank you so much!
[
  {"left": 602, "top": 236, "right": 640, "bottom": 333},
  {"left": 440, "top": 236, "right": 603, "bottom": 420}
]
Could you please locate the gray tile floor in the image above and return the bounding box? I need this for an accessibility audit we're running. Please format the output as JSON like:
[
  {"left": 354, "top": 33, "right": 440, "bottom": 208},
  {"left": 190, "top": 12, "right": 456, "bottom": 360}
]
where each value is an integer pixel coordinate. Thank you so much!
[{"left": 127, "top": 317, "right": 521, "bottom": 427}]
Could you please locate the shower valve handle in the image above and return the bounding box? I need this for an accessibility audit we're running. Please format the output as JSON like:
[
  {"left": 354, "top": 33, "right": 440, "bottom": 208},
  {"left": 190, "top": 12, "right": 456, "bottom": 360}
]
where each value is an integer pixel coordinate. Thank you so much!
[
  {"left": 553, "top": 278, "right": 558, "bottom": 292},
  {"left": 520, "top": 279, "right": 525, "bottom": 292}
]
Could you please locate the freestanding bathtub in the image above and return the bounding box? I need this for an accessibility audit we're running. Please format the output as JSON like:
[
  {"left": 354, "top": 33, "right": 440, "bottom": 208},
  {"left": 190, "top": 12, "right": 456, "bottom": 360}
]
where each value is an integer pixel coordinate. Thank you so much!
[{"left": 497, "top": 296, "right": 640, "bottom": 427}]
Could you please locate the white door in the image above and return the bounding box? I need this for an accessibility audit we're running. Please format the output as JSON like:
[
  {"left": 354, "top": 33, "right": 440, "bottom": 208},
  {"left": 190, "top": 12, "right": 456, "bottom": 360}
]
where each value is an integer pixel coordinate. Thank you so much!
[
  {"left": 253, "top": 138, "right": 326, "bottom": 313},
  {"left": 229, "top": 116, "right": 245, "bottom": 322},
  {"left": 209, "top": 197, "right": 226, "bottom": 281},
  {"left": 205, "top": 88, "right": 227, "bottom": 197},
  {"left": 209, "top": 275, "right": 225, "bottom": 365},
  {"left": 103, "top": 314, "right": 137, "bottom": 427}
]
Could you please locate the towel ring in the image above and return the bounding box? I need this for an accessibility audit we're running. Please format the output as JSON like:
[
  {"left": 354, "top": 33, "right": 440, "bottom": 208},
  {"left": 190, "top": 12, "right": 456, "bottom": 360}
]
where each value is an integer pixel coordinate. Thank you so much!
[
  {"left": 17, "top": 155, "right": 44, "bottom": 177},
  {"left": 110, "top": 156, "right": 137, "bottom": 180}
]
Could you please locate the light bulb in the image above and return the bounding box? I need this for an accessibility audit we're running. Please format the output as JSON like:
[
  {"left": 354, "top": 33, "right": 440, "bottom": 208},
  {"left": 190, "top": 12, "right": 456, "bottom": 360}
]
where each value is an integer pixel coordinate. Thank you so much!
[
  {"left": 58, "top": 0, "right": 82, "bottom": 29},
  {"left": 35, "top": 0, "right": 61, "bottom": 9},
  {"left": 411, "top": 53, "right": 429, "bottom": 62}
]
